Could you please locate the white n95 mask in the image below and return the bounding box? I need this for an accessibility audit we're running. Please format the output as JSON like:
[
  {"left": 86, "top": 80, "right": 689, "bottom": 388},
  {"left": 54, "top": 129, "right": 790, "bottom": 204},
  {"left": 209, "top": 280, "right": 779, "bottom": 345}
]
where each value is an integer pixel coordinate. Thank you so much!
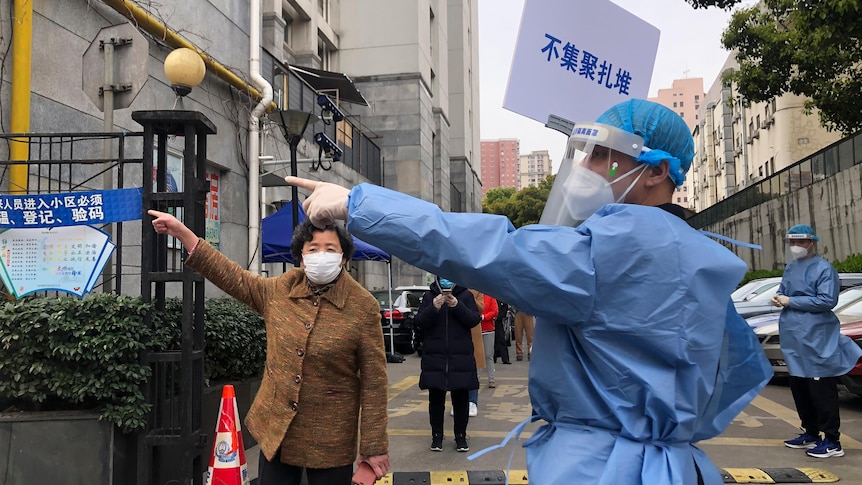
[
  {"left": 561, "top": 163, "right": 647, "bottom": 221},
  {"left": 303, "top": 252, "right": 343, "bottom": 285},
  {"left": 789, "top": 246, "right": 809, "bottom": 260}
]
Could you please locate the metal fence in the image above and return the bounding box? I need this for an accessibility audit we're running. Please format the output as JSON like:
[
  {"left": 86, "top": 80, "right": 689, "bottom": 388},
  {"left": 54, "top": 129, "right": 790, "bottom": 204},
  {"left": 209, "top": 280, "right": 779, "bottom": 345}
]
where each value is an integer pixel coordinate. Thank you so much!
[{"left": 0, "top": 131, "right": 145, "bottom": 295}]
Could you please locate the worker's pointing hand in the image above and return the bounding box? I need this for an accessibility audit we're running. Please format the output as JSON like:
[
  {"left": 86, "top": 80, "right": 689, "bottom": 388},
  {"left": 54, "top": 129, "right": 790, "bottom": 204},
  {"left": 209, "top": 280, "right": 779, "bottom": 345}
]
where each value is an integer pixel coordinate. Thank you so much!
[{"left": 284, "top": 176, "right": 349, "bottom": 228}]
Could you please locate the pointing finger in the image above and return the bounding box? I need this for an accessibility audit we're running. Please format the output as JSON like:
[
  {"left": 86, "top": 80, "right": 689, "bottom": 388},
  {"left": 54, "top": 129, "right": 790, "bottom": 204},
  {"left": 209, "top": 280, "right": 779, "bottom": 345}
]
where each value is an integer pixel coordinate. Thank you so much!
[{"left": 284, "top": 176, "right": 319, "bottom": 191}]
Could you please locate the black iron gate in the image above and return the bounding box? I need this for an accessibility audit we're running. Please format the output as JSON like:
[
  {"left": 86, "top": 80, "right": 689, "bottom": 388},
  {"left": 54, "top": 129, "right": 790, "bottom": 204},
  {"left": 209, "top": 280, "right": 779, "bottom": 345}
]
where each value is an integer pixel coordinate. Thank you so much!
[{"left": 136, "top": 110, "right": 215, "bottom": 485}]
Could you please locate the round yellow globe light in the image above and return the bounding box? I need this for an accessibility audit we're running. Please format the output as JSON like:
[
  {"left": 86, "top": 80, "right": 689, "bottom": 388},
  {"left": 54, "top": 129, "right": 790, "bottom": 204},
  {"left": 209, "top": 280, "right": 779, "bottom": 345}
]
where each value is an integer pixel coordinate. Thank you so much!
[{"left": 164, "top": 48, "right": 206, "bottom": 96}]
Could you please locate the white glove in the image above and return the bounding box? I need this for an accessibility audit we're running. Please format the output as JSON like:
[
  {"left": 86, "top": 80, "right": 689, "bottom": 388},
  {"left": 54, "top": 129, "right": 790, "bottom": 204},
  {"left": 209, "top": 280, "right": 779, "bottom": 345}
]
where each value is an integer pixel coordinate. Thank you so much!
[{"left": 284, "top": 176, "right": 349, "bottom": 227}]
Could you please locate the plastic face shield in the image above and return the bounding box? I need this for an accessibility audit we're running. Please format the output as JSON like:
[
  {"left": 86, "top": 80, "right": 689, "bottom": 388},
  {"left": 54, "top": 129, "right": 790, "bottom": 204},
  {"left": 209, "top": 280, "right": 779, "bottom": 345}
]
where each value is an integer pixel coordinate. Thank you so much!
[
  {"left": 785, "top": 234, "right": 814, "bottom": 263},
  {"left": 540, "top": 123, "right": 647, "bottom": 226}
]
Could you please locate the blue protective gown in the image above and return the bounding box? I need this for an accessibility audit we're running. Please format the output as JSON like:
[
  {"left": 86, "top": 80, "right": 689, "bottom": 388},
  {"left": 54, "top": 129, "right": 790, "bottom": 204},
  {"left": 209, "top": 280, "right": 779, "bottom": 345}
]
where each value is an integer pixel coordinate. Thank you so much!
[
  {"left": 776, "top": 255, "right": 862, "bottom": 378},
  {"left": 346, "top": 184, "right": 772, "bottom": 485}
]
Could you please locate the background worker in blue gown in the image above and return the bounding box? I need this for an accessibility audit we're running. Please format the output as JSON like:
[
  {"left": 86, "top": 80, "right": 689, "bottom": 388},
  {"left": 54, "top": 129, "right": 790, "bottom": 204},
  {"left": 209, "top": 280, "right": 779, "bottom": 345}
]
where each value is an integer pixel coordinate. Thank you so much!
[
  {"left": 285, "top": 99, "right": 772, "bottom": 485},
  {"left": 772, "top": 224, "right": 862, "bottom": 458}
]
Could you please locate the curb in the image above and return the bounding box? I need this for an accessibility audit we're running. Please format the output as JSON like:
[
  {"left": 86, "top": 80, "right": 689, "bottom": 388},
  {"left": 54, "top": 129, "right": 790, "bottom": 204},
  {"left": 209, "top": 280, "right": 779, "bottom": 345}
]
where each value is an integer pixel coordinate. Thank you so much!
[{"left": 247, "top": 468, "right": 839, "bottom": 484}]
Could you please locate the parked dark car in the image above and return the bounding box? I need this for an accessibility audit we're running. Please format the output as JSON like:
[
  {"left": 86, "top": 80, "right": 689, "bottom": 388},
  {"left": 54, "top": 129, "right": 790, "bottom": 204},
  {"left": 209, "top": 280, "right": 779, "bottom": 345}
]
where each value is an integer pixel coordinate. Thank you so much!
[{"left": 370, "top": 286, "right": 428, "bottom": 354}]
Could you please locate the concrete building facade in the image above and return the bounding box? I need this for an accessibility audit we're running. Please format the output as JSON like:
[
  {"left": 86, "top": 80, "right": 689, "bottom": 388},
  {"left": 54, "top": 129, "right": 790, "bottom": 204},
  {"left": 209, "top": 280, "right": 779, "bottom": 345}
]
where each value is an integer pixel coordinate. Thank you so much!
[
  {"left": 0, "top": 0, "right": 482, "bottom": 291},
  {"left": 690, "top": 54, "right": 840, "bottom": 213}
]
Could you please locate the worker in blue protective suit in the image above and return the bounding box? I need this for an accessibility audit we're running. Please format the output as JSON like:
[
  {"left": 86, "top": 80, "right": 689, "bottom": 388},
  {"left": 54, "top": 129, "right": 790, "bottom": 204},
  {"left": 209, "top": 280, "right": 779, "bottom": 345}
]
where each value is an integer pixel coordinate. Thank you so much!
[
  {"left": 284, "top": 99, "right": 773, "bottom": 485},
  {"left": 772, "top": 224, "right": 862, "bottom": 459}
]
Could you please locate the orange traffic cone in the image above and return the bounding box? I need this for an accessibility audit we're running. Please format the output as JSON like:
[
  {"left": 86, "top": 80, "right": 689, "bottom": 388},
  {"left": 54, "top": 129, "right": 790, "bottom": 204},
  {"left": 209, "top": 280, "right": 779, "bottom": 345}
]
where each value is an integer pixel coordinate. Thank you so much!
[{"left": 205, "top": 384, "right": 249, "bottom": 485}]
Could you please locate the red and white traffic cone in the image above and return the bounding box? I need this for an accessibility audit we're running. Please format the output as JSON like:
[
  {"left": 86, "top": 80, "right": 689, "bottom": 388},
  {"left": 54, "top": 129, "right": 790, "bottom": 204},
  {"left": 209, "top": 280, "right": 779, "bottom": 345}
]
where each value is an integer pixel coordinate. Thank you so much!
[{"left": 205, "top": 384, "right": 249, "bottom": 485}]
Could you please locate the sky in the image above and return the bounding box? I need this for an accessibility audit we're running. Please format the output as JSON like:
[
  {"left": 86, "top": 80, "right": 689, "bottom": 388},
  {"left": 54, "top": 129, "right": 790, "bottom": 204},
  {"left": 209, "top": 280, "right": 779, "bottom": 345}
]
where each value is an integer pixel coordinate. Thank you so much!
[{"left": 477, "top": 0, "right": 753, "bottom": 169}]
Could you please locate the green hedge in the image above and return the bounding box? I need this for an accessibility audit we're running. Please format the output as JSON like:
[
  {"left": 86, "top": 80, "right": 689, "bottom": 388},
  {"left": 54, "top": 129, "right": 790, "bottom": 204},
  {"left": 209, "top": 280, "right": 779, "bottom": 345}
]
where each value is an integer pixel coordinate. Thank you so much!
[{"left": 0, "top": 294, "right": 264, "bottom": 432}]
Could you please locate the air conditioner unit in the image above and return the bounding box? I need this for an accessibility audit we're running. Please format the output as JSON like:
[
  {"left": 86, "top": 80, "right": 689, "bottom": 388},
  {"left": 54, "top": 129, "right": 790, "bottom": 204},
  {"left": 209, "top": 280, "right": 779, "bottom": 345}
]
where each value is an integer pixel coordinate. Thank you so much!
[
  {"left": 752, "top": 129, "right": 760, "bottom": 139},
  {"left": 735, "top": 146, "right": 742, "bottom": 156},
  {"left": 745, "top": 135, "right": 754, "bottom": 145},
  {"left": 760, "top": 120, "right": 769, "bottom": 129}
]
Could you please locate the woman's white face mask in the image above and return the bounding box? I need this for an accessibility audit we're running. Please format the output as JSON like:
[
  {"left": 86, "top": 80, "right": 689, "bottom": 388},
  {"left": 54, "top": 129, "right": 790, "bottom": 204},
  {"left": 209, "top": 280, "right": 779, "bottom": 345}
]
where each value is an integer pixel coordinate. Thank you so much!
[{"left": 303, "top": 252, "right": 344, "bottom": 285}]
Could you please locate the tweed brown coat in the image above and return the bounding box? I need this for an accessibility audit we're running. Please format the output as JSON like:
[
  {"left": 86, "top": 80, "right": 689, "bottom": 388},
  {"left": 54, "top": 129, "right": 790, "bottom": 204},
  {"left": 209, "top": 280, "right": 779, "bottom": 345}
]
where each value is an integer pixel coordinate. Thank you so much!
[{"left": 186, "top": 240, "right": 389, "bottom": 468}]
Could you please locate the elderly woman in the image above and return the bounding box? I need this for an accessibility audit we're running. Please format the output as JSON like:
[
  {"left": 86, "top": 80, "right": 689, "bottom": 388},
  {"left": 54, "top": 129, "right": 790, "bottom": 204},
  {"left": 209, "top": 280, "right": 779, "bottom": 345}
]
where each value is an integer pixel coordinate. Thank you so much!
[{"left": 149, "top": 210, "right": 389, "bottom": 485}]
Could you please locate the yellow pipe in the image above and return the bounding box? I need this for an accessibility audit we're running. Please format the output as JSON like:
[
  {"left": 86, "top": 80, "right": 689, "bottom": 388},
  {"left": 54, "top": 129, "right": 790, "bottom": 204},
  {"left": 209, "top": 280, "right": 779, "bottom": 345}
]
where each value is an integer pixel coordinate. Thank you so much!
[
  {"left": 101, "top": 0, "right": 277, "bottom": 111},
  {"left": 9, "top": 0, "right": 32, "bottom": 194}
]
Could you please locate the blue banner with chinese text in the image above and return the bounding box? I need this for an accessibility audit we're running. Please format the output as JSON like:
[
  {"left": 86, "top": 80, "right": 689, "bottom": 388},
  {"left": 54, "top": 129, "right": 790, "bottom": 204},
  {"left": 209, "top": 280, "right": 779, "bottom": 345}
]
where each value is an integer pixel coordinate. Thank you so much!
[{"left": 0, "top": 187, "right": 143, "bottom": 228}]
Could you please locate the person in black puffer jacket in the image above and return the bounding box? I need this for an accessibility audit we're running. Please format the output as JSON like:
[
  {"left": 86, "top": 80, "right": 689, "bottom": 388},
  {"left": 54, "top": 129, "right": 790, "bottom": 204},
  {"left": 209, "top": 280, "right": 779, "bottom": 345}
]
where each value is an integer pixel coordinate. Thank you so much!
[{"left": 414, "top": 276, "right": 481, "bottom": 453}]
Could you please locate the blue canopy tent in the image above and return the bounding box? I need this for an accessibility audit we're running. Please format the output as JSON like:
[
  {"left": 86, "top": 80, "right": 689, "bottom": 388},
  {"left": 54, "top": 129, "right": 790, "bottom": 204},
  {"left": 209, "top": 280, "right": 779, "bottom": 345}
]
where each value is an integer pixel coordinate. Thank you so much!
[
  {"left": 262, "top": 203, "right": 390, "bottom": 263},
  {"left": 261, "top": 203, "right": 400, "bottom": 352}
]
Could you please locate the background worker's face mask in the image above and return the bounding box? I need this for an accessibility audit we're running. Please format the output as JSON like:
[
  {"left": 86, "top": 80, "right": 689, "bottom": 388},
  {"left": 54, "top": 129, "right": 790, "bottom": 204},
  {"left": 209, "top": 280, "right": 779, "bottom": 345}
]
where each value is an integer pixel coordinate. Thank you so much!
[
  {"left": 785, "top": 236, "right": 814, "bottom": 263},
  {"left": 540, "top": 123, "right": 650, "bottom": 226}
]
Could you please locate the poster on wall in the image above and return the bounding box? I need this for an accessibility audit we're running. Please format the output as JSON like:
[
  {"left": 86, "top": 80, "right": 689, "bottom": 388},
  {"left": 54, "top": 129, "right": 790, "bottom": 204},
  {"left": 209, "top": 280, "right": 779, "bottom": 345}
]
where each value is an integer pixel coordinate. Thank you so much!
[
  {"left": 0, "top": 225, "right": 115, "bottom": 298},
  {"left": 205, "top": 170, "right": 220, "bottom": 250}
]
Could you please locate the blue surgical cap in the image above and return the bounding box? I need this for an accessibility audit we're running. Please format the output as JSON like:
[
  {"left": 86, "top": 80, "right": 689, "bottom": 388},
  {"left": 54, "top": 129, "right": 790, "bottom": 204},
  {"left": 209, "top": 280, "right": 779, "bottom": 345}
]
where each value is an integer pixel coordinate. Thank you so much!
[
  {"left": 786, "top": 224, "right": 819, "bottom": 241},
  {"left": 596, "top": 99, "right": 695, "bottom": 187}
]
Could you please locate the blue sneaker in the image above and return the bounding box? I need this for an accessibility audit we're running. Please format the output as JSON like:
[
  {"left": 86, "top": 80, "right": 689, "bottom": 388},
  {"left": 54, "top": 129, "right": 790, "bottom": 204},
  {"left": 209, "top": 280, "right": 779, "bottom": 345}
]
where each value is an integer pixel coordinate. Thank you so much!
[
  {"left": 806, "top": 438, "right": 844, "bottom": 458},
  {"left": 784, "top": 433, "right": 819, "bottom": 449}
]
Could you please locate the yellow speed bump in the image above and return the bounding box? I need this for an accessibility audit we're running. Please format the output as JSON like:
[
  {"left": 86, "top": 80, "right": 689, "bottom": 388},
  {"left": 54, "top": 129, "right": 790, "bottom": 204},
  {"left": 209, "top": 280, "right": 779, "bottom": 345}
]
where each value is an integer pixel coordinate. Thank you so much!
[
  {"left": 797, "top": 468, "right": 840, "bottom": 483},
  {"left": 720, "top": 467, "right": 839, "bottom": 483},
  {"left": 722, "top": 468, "right": 775, "bottom": 483}
]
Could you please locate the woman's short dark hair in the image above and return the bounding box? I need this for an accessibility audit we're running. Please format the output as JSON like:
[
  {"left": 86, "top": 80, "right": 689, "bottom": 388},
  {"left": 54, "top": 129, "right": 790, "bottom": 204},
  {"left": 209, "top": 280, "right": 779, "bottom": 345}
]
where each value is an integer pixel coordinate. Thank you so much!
[{"left": 289, "top": 220, "right": 355, "bottom": 263}]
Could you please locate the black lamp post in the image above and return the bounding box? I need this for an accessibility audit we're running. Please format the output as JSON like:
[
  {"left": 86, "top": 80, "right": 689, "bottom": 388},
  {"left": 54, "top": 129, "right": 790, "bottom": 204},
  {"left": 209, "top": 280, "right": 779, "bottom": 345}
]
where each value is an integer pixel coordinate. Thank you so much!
[{"left": 269, "top": 109, "right": 318, "bottom": 265}]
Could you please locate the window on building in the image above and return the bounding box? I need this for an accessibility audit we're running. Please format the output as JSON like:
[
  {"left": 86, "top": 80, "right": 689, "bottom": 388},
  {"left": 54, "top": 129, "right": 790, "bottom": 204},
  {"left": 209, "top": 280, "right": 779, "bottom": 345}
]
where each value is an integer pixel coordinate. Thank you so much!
[
  {"left": 318, "top": 38, "right": 332, "bottom": 70},
  {"left": 695, "top": 95, "right": 700, "bottom": 101},
  {"left": 337, "top": 120, "right": 353, "bottom": 149},
  {"left": 684, "top": 197, "right": 688, "bottom": 202},
  {"left": 273, "top": 69, "right": 288, "bottom": 109},
  {"left": 318, "top": 0, "right": 330, "bottom": 21},
  {"left": 677, "top": 197, "right": 682, "bottom": 203},
  {"left": 683, "top": 186, "right": 688, "bottom": 192},
  {"left": 673, "top": 102, "right": 678, "bottom": 107},
  {"left": 680, "top": 112, "right": 684, "bottom": 118},
  {"left": 282, "top": 10, "right": 292, "bottom": 46},
  {"left": 680, "top": 101, "right": 684, "bottom": 107}
]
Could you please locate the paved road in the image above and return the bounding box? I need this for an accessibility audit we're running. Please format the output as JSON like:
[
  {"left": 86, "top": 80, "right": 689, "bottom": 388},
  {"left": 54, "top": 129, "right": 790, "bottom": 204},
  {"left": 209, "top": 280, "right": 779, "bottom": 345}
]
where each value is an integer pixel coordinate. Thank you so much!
[{"left": 247, "top": 352, "right": 862, "bottom": 483}]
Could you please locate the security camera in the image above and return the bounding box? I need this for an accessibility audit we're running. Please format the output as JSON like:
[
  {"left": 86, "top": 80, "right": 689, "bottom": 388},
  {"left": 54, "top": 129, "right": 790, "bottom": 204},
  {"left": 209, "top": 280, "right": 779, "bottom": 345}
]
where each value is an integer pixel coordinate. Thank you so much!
[
  {"left": 314, "top": 132, "right": 343, "bottom": 162},
  {"left": 317, "top": 94, "right": 345, "bottom": 123}
]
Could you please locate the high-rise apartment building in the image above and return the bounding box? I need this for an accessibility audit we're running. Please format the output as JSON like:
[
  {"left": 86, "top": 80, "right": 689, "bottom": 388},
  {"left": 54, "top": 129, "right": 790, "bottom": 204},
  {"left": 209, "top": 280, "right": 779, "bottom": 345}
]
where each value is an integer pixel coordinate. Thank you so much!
[
  {"left": 518, "top": 150, "right": 553, "bottom": 190},
  {"left": 648, "top": 78, "right": 704, "bottom": 210},
  {"left": 480, "top": 139, "right": 520, "bottom": 198}
]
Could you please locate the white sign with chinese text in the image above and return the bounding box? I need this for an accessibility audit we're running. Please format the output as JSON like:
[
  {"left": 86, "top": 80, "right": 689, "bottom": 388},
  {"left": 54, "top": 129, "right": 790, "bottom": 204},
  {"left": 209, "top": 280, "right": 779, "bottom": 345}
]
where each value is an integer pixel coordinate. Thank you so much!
[{"left": 504, "top": 0, "right": 660, "bottom": 126}]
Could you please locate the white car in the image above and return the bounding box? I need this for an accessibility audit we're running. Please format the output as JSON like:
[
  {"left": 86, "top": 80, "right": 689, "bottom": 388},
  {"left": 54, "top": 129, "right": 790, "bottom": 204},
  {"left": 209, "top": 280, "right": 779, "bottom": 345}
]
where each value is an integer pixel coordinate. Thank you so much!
[{"left": 732, "top": 277, "right": 783, "bottom": 302}]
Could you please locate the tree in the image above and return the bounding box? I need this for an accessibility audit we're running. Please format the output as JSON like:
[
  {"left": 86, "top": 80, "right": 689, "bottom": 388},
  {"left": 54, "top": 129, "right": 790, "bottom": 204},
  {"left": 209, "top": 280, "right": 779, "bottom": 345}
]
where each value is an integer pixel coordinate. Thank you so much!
[
  {"left": 481, "top": 175, "right": 555, "bottom": 228},
  {"left": 684, "top": 0, "right": 743, "bottom": 9},
  {"left": 716, "top": 0, "right": 862, "bottom": 134}
]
